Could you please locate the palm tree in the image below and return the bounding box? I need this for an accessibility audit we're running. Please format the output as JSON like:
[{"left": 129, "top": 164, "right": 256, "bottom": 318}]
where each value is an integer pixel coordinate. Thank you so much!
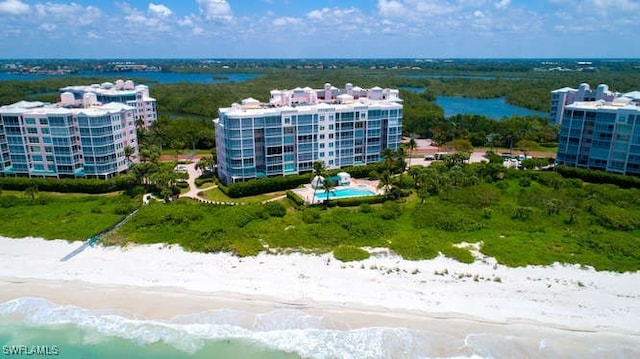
[
  {"left": 24, "top": 185, "right": 38, "bottom": 201},
  {"left": 381, "top": 147, "right": 395, "bottom": 170},
  {"left": 195, "top": 155, "right": 215, "bottom": 174},
  {"left": 140, "top": 145, "right": 160, "bottom": 163},
  {"left": 323, "top": 176, "right": 336, "bottom": 208},
  {"left": 377, "top": 170, "right": 394, "bottom": 200},
  {"left": 311, "top": 160, "right": 327, "bottom": 204},
  {"left": 124, "top": 145, "right": 135, "bottom": 166},
  {"left": 170, "top": 139, "right": 185, "bottom": 161},
  {"left": 407, "top": 135, "right": 418, "bottom": 168},
  {"left": 416, "top": 171, "right": 431, "bottom": 204}
]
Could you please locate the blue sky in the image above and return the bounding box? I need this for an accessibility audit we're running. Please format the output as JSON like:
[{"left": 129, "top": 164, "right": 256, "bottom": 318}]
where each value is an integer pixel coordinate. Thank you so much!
[{"left": 0, "top": 0, "right": 638, "bottom": 58}]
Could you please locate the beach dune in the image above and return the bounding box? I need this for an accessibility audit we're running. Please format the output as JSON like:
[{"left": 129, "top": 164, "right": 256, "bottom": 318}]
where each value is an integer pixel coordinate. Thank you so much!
[{"left": 1, "top": 236, "right": 639, "bottom": 357}]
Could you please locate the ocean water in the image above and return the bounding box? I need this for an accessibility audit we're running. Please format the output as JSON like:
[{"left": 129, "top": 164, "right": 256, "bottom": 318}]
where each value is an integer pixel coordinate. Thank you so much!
[{"left": 1, "top": 297, "right": 639, "bottom": 359}]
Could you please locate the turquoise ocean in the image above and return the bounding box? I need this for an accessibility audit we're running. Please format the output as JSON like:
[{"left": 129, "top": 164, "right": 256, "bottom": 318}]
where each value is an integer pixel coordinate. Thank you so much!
[
  {"left": 0, "top": 297, "right": 459, "bottom": 359},
  {"left": 2, "top": 297, "right": 640, "bottom": 358}
]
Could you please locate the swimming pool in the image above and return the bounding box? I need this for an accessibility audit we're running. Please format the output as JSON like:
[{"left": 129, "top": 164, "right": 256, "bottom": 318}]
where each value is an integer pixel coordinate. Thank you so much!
[{"left": 314, "top": 187, "right": 376, "bottom": 201}]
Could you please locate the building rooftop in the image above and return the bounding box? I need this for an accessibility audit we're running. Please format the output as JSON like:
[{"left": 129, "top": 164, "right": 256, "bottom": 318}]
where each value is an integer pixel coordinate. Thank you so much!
[
  {"left": 60, "top": 79, "right": 155, "bottom": 101},
  {"left": 221, "top": 83, "right": 402, "bottom": 116},
  {"left": 565, "top": 98, "right": 640, "bottom": 111},
  {"left": 0, "top": 100, "right": 134, "bottom": 117}
]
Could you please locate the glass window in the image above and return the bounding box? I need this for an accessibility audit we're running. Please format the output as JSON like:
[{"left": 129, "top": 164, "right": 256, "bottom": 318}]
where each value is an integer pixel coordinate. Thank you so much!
[{"left": 26, "top": 118, "right": 36, "bottom": 125}]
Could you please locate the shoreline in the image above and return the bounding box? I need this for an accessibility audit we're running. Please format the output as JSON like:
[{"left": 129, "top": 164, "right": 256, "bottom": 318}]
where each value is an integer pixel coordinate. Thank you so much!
[
  {"left": 2, "top": 236, "right": 640, "bottom": 337},
  {"left": 4, "top": 280, "right": 640, "bottom": 358},
  {"left": 4, "top": 277, "right": 634, "bottom": 335}
]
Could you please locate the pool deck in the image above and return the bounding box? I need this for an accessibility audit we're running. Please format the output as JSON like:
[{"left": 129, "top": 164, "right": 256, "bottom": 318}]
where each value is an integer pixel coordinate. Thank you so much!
[{"left": 293, "top": 178, "right": 381, "bottom": 205}]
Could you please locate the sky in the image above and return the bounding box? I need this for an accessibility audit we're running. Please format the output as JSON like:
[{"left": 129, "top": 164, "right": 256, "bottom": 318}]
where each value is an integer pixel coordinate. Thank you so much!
[{"left": 0, "top": 0, "right": 639, "bottom": 59}]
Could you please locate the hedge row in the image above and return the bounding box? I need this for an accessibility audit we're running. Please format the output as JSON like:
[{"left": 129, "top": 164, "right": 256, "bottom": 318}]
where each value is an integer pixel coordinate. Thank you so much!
[
  {"left": 557, "top": 166, "right": 640, "bottom": 189},
  {"left": 0, "top": 175, "right": 135, "bottom": 194},
  {"left": 325, "top": 163, "right": 384, "bottom": 179},
  {"left": 227, "top": 173, "right": 312, "bottom": 198},
  {"left": 286, "top": 190, "right": 305, "bottom": 207}
]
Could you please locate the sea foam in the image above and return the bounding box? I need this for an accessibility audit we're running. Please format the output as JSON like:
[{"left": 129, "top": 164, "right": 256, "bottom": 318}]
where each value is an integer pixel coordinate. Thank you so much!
[
  {"left": 5, "top": 297, "right": 638, "bottom": 358},
  {"left": 0, "top": 297, "right": 481, "bottom": 358}
]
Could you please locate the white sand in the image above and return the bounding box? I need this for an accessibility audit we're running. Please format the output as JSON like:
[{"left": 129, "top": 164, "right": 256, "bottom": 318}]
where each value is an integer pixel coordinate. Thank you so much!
[{"left": 1, "top": 236, "right": 640, "bottom": 336}]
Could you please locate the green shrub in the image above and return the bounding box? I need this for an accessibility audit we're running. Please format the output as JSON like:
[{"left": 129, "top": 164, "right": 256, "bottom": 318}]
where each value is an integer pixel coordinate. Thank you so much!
[
  {"left": 442, "top": 245, "right": 475, "bottom": 264},
  {"left": 558, "top": 166, "right": 640, "bottom": 188},
  {"left": 176, "top": 181, "right": 189, "bottom": 189},
  {"left": 0, "top": 175, "right": 135, "bottom": 194},
  {"left": 379, "top": 201, "right": 401, "bottom": 220},
  {"left": 390, "top": 233, "right": 440, "bottom": 260},
  {"left": 592, "top": 205, "right": 639, "bottom": 231},
  {"left": 264, "top": 202, "right": 287, "bottom": 217},
  {"left": 286, "top": 190, "right": 305, "bottom": 207},
  {"left": 301, "top": 207, "right": 321, "bottom": 224},
  {"left": 195, "top": 177, "right": 214, "bottom": 187},
  {"left": 359, "top": 203, "right": 372, "bottom": 213},
  {"left": 325, "top": 163, "right": 383, "bottom": 179},
  {"left": 227, "top": 174, "right": 311, "bottom": 198},
  {"left": 333, "top": 245, "right": 370, "bottom": 262},
  {"left": 333, "top": 195, "right": 384, "bottom": 207},
  {"left": 512, "top": 206, "right": 534, "bottom": 220}
]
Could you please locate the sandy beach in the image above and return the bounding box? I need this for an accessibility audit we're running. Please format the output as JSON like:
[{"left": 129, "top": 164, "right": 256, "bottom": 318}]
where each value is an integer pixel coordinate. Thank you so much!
[{"left": 2, "top": 236, "right": 640, "bottom": 357}]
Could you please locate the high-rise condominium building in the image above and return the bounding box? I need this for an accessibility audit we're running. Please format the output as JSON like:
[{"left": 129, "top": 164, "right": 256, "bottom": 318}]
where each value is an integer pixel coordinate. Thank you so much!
[
  {"left": 556, "top": 91, "right": 640, "bottom": 175},
  {"left": 60, "top": 79, "right": 157, "bottom": 126},
  {"left": 214, "top": 83, "right": 403, "bottom": 185},
  {"left": 549, "top": 83, "right": 618, "bottom": 125},
  {"left": 0, "top": 79, "right": 151, "bottom": 179}
]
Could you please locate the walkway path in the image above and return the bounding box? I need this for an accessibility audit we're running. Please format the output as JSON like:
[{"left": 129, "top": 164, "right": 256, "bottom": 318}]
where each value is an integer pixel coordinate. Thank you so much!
[
  {"left": 178, "top": 162, "right": 238, "bottom": 206},
  {"left": 178, "top": 161, "right": 287, "bottom": 206}
]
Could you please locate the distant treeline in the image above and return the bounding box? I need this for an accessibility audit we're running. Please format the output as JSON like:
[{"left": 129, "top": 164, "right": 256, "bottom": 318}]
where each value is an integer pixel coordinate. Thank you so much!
[{"left": 3, "top": 65, "right": 640, "bottom": 151}]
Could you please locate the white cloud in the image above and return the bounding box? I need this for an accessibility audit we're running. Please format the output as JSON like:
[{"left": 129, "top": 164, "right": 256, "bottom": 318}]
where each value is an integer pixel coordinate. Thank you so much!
[
  {"left": 495, "top": 0, "right": 510, "bottom": 9},
  {"left": 39, "top": 23, "right": 56, "bottom": 31},
  {"left": 149, "top": 3, "right": 172, "bottom": 18},
  {"left": 474, "top": 10, "right": 485, "bottom": 17},
  {"left": 197, "top": 0, "right": 232, "bottom": 22},
  {"left": 87, "top": 31, "right": 101, "bottom": 39},
  {"left": 178, "top": 16, "right": 194, "bottom": 27},
  {"left": 34, "top": 2, "right": 101, "bottom": 26},
  {"left": 378, "top": 0, "right": 458, "bottom": 19},
  {"left": 586, "top": 0, "right": 639, "bottom": 10},
  {"left": 272, "top": 17, "right": 301, "bottom": 26},
  {"left": 0, "top": 0, "right": 29, "bottom": 15},
  {"left": 377, "top": 0, "right": 405, "bottom": 18}
]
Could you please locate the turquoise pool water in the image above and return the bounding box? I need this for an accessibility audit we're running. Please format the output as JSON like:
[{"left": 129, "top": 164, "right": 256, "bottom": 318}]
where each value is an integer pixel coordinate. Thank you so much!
[{"left": 314, "top": 187, "right": 375, "bottom": 201}]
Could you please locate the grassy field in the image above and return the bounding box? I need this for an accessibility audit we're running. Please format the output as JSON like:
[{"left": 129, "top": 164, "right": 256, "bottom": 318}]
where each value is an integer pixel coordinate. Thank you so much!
[{"left": 0, "top": 191, "right": 139, "bottom": 240}]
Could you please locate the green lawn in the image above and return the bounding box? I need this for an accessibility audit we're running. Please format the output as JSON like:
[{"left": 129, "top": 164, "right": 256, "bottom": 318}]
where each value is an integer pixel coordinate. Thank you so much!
[
  {"left": 199, "top": 187, "right": 287, "bottom": 204},
  {"left": 0, "top": 191, "right": 139, "bottom": 241}
]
